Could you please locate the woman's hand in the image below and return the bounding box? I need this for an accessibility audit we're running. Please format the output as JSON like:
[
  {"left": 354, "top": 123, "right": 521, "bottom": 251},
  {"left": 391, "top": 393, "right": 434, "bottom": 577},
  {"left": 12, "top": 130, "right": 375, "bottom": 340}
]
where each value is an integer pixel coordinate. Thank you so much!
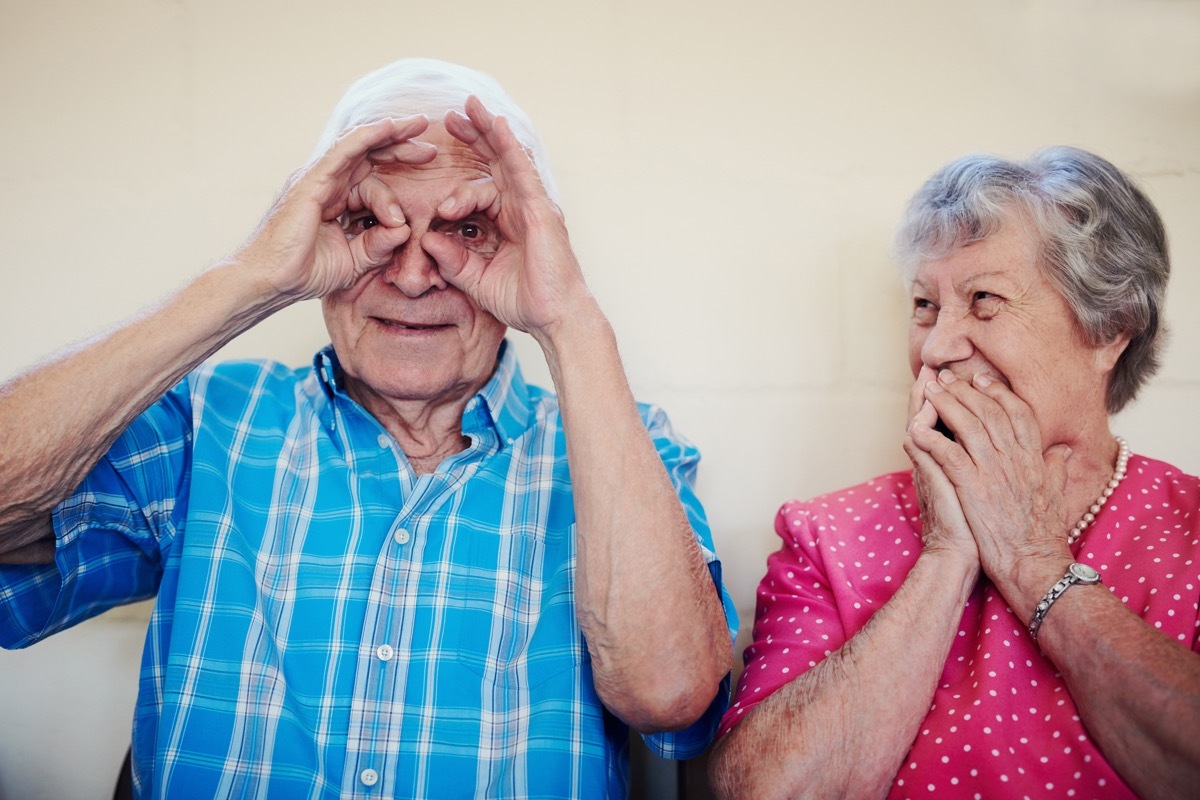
[
  {"left": 910, "top": 369, "right": 1073, "bottom": 589},
  {"left": 236, "top": 115, "right": 438, "bottom": 301},
  {"left": 905, "top": 367, "right": 980, "bottom": 570},
  {"left": 420, "top": 96, "right": 594, "bottom": 343}
]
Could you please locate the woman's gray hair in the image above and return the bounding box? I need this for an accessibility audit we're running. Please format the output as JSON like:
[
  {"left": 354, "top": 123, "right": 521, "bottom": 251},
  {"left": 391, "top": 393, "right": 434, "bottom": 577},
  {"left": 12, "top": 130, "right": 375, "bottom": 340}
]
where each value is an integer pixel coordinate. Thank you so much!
[
  {"left": 313, "top": 58, "right": 559, "bottom": 203},
  {"left": 893, "top": 146, "right": 1169, "bottom": 414}
]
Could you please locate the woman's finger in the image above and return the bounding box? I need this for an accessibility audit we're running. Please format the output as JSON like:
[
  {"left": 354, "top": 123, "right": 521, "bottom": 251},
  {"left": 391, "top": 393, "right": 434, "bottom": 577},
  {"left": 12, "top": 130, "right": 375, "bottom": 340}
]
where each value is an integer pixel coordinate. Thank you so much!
[
  {"left": 922, "top": 376, "right": 990, "bottom": 459},
  {"left": 970, "top": 373, "right": 1043, "bottom": 453},
  {"left": 908, "top": 366, "right": 938, "bottom": 421}
]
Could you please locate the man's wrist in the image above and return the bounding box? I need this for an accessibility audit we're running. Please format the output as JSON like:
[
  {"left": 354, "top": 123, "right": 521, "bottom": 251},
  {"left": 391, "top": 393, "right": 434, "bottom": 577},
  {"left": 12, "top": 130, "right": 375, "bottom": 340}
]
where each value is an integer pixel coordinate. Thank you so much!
[
  {"left": 531, "top": 290, "right": 608, "bottom": 358},
  {"left": 205, "top": 258, "right": 300, "bottom": 321}
]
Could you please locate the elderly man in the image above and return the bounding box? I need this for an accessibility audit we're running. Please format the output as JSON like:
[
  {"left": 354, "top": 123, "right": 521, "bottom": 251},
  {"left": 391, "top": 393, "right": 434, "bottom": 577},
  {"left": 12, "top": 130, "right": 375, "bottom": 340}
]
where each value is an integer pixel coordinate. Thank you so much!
[{"left": 0, "top": 59, "right": 735, "bottom": 798}]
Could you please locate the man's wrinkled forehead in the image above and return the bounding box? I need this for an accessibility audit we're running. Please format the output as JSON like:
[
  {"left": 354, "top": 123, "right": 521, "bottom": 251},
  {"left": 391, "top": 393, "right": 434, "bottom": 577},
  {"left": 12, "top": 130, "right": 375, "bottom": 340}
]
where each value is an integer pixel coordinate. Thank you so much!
[{"left": 376, "top": 124, "right": 491, "bottom": 182}]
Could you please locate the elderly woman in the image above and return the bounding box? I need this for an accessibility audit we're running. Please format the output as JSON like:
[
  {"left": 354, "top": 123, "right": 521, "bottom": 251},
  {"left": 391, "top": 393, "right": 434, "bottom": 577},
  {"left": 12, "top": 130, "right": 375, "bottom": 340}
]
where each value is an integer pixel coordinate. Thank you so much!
[{"left": 709, "top": 147, "right": 1200, "bottom": 799}]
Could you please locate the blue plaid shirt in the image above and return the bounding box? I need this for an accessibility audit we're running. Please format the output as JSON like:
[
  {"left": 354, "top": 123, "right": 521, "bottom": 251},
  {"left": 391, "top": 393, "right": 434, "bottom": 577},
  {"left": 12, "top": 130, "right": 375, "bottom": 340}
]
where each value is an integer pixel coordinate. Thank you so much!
[{"left": 0, "top": 340, "right": 735, "bottom": 799}]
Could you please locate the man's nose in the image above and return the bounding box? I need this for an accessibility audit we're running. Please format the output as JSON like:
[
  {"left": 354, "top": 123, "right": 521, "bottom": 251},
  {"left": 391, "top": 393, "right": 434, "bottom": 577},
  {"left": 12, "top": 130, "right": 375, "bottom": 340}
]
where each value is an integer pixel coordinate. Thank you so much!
[
  {"left": 382, "top": 235, "right": 448, "bottom": 298},
  {"left": 920, "top": 311, "right": 974, "bottom": 370}
]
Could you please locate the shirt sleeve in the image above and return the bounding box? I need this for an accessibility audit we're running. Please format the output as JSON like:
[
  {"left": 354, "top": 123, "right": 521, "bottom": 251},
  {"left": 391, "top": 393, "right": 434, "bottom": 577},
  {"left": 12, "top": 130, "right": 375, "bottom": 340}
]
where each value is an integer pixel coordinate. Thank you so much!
[
  {"left": 715, "top": 499, "right": 850, "bottom": 739},
  {"left": 0, "top": 379, "right": 194, "bottom": 649},
  {"left": 636, "top": 404, "right": 740, "bottom": 760}
]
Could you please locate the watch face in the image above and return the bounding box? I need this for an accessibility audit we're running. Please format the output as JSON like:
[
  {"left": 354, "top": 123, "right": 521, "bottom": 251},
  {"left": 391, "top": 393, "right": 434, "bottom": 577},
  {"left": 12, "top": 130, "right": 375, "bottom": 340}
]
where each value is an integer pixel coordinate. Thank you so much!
[{"left": 1069, "top": 563, "right": 1101, "bottom": 583}]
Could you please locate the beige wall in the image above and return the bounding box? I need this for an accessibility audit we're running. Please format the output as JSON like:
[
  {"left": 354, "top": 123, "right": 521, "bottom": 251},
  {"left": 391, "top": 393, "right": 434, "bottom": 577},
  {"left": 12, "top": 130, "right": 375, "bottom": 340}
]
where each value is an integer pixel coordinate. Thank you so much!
[{"left": 2, "top": 1, "right": 1198, "bottom": 796}]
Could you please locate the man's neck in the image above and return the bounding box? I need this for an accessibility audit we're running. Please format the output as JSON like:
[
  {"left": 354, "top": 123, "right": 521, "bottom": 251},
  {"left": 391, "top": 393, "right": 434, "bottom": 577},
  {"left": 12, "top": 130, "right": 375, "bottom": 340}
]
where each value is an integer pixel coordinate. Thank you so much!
[{"left": 344, "top": 379, "right": 479, "bottom": 474}]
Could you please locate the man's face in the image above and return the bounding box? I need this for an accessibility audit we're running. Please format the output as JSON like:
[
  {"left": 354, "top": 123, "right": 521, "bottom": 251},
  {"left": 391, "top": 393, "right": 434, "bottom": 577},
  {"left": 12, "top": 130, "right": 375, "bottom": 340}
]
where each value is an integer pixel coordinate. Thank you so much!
[{"left": 321, "top": 125, "right": 507, "bottom": 412}]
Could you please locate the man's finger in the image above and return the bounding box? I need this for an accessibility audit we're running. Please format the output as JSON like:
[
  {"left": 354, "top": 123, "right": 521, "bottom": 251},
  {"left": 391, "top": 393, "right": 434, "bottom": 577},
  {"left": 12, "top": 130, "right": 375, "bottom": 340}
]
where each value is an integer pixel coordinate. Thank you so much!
[
  {"left": 350, "top": 175, "right": 407, "bottom": 227},
  {"left": 320, "top": 116, "right": 432, "bottom": 181},
  {"left": 436, "top": 178, "right": 501, "bottom": 222},
  {"left": 368, "top": 138, "right": 439, "bottom": 166},
  {"left": 459, "top": 98, "right": 546, "bottom": 202},
  {"left": 353, "top": 223, "right": 411, "bottom": 268},
  {"left": 422, "top": 230, "right": 476, "bottom": 286}
]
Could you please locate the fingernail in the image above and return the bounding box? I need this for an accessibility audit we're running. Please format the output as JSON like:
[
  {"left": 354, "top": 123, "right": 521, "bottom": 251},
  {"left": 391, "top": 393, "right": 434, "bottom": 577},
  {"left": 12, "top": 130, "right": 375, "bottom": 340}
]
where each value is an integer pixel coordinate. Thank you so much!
[
  {"left": 389, "top": 204, "right": 405, "bottom": 224},
  {"left": 973, "top": 373, "right": 992, "bottom": 388},
  {"left": 438, "top": 197, "right": 456, "bottom": 213},
  {"left": 925, "top": 380, "right": 943, "bottom": 394},
  {"left": 938, "top": 369, "right": 957, "bottom": 384}
]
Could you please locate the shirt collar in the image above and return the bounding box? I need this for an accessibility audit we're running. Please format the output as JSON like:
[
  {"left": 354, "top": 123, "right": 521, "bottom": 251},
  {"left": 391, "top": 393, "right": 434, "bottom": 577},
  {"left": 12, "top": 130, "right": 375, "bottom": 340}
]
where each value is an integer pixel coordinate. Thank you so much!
[
  {"left": 312, "top": 339, "right": 532, "bottom": 446},
  {"left": 473, "top": 339, "right": 532, "bottom": 445}
]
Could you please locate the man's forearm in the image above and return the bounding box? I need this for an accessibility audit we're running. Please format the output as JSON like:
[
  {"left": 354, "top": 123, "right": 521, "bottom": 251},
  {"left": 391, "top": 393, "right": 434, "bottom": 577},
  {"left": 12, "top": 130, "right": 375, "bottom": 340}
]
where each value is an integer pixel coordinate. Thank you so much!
[
  {"left": 535, "top": 296, "right": 731, "bottom": 732},
  {"left": 0, "top": 260, "right": 288, "bottom": 552}
]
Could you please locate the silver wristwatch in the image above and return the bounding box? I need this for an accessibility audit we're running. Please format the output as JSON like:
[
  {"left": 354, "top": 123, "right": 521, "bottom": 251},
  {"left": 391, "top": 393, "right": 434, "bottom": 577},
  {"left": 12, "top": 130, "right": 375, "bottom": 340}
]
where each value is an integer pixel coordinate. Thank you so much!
[{"left": 1028, "top": 563, "right": 1102, "bottom": 642}]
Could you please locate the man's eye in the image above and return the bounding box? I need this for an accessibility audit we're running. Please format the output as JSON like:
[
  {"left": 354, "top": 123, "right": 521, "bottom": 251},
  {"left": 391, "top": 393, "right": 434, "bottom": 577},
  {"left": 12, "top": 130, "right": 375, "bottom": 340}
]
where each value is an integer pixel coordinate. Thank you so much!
[
  {"left": 343, "top": 214, "right": 379, "bottom": 235},
  {"left": 435, "top": 218, "right": 499, "bottom": 254}
]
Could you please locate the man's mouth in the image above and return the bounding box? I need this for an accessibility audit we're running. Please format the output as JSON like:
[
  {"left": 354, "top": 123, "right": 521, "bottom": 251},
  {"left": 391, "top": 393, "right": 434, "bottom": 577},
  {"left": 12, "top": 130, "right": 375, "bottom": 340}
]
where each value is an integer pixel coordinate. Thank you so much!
[{"left": 373, "top": 317, "right": 453, "bottom": 332}]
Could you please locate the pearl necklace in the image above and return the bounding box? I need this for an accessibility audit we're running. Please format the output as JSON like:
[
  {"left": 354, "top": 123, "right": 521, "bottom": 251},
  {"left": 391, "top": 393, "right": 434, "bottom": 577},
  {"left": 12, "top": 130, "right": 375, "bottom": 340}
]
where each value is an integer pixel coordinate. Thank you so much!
[{"left": 1067, "top": 435, "right": 1130, "bottom": 545}]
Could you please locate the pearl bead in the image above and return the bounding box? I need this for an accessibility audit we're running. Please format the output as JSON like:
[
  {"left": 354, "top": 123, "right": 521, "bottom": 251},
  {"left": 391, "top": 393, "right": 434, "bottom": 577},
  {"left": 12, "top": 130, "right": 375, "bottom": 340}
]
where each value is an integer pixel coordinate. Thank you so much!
[{"left": 1067, "top": 436, "right": 1128, "bottom": 546}]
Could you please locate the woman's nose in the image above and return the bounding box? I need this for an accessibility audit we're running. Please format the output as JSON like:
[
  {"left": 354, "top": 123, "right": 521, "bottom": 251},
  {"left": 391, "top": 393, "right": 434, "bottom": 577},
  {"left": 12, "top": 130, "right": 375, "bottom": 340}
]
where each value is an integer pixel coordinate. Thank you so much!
[{"left": 920, "top": 311, "right": 974, "bottom": 369}]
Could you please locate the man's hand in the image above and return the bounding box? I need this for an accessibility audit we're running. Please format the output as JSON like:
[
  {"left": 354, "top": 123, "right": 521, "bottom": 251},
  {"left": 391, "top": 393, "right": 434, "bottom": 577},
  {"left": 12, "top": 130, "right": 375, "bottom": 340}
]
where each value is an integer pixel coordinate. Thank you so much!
[
  {"left": 422, "top": 96, "right": 594, "bottom": 342},
  {"left": 237, "top": 115, "right": 438, "bottom": 301}
]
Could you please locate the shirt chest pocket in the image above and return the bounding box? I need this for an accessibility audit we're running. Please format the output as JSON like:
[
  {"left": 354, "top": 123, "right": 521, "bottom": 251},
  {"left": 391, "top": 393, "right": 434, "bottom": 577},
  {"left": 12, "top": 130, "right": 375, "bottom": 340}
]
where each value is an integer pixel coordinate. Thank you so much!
[{"left": 447, "top": 527, "right": 585, "bottom": 689}]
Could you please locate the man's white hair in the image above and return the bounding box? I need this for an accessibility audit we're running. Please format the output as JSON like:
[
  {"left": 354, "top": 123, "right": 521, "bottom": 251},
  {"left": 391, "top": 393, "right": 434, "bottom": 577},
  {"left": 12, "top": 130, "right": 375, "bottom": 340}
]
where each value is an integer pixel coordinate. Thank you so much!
[{"left": 314, "top": 58, "right": 558, "bottom": 203}]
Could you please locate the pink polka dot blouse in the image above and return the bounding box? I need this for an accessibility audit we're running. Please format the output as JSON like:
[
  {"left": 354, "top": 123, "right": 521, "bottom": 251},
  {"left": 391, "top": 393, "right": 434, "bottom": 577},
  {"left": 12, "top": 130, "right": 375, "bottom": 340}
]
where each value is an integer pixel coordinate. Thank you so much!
[{"left": 719, "top": 454, "right": 1200, "bottom": 799}]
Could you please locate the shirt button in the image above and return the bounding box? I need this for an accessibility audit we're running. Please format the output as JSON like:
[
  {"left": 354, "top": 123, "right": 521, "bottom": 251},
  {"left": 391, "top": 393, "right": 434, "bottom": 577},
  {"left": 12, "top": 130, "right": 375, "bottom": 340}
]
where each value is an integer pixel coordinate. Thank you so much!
[
  {"left": 394, "top": 528, "right": 410, "bottom": 545},
  {"left": 376, "top": 433, "right": 390, "bottom": 448},
  {"left": 376, "top": 644, "right": 394, "bottom": 662},
  {"left": 360, "top": 768, "right": 379, "bottom": 787}
]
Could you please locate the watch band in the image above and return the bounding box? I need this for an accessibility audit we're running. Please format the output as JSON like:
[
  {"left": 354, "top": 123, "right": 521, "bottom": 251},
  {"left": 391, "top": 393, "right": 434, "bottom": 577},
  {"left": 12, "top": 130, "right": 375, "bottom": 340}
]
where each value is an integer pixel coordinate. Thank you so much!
[{"left": 1028, "top": 563, "right": 1102, "bottom": 642}]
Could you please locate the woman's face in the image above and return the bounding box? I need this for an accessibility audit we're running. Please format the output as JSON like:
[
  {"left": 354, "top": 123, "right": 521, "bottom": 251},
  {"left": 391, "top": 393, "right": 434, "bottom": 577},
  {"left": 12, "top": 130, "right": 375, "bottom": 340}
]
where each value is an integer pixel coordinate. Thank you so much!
[{"left": 907, "top": 222, "right": 1125, "bottom": 447}]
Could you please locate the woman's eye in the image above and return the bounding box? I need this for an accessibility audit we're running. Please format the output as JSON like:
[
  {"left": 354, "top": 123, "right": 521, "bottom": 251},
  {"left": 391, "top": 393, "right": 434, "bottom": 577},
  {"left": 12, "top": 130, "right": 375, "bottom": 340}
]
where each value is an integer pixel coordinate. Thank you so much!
[
  {"left": 972, "top": 291, "right": 1002, "bottom": 318},
  {"left": 458, "top": 222, "right": 481, "bottom": 239},
  {"left": 912, "top": 298, "right": 938, "bottom": 320}
]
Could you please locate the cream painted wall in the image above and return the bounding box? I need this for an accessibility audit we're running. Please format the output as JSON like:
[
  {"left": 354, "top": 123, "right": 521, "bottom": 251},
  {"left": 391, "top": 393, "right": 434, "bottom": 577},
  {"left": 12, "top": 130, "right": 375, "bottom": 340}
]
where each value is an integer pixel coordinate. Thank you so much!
[{"left": 2, "top": 1, "right": 1198, "bottom": 797}]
